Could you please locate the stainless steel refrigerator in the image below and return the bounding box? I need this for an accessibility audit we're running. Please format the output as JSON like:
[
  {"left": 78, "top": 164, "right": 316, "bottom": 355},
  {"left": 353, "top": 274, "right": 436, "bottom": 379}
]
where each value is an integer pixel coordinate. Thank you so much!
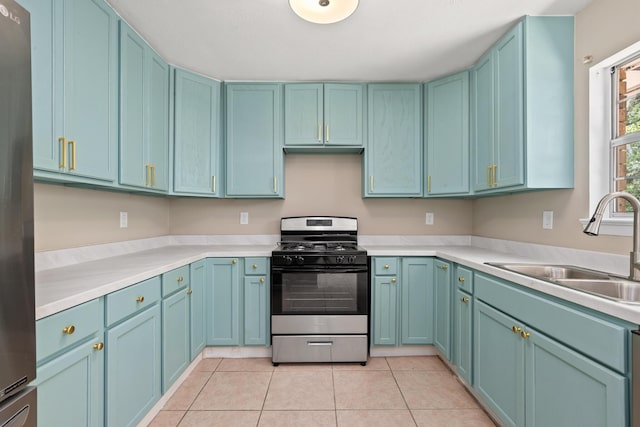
[{"left": 0, "top": 0, "right": 37, "bottom": 425}]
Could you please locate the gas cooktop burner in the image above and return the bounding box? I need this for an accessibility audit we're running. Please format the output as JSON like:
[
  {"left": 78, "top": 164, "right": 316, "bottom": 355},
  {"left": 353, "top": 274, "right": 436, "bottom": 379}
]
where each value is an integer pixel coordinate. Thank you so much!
[{"left": 277, "top": 241, "right": 360, "bottom": 253}]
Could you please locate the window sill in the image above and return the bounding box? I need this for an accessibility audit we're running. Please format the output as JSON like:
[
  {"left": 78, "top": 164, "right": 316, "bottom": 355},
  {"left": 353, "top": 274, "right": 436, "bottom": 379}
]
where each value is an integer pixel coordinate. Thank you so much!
[{"left": 579, "top": 218, "right": 633, "bottom": 237}]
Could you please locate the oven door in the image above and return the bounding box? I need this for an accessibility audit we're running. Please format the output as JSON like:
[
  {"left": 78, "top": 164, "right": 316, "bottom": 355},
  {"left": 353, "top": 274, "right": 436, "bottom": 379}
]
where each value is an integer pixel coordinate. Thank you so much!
[{"left": 271, "top": 267, "right": 369, "bottom": 316}]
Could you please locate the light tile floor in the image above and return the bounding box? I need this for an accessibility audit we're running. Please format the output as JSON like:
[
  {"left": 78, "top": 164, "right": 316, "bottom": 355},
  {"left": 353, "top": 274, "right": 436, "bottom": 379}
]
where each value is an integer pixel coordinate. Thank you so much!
[{"left": 148, "top": 356, "right": 497, "bottom": 427}]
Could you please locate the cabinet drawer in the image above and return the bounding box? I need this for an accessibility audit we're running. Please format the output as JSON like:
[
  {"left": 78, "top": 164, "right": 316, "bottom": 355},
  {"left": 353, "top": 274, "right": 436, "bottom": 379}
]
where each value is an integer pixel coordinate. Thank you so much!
[
  {"left": 374, "top": 257, "right": 398, "bottom": 275},
  {"left": 245, "top": 258, "right": 268, "bottom": 275},
  {"left": 106, "top": 276, "right": 161, "bottom": 327},
  {"left": 36, "top": 298, "right": 103, "bottom": 363},
  {"left": 455, "top": 266, "right": 473, "bottom": 294},
  {"left": 475, "top": 272, "right": 628, "bottom": 373},
  {"left": 162, "top": 265, "right": 189, "bottom": 297}
]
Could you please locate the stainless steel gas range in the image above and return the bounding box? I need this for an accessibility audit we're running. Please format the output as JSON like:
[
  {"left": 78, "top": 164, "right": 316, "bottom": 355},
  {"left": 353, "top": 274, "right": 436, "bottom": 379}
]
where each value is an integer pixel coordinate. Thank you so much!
[{"left": 270, "top": 216, "right": 369, "bottom": 366}]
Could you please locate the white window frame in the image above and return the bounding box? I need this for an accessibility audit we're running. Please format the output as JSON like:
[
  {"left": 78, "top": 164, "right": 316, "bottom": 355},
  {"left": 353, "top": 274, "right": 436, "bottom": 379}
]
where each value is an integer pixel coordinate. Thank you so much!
[{"left": 583, "top": 39, "right": 640, "bottom": 237}]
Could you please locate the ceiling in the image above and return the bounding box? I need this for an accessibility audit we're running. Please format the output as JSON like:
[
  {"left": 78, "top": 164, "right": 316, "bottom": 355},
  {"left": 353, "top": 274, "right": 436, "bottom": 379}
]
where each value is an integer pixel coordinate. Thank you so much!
[{"left": 106, "top": 0, "right": 592, "bottom": 82}]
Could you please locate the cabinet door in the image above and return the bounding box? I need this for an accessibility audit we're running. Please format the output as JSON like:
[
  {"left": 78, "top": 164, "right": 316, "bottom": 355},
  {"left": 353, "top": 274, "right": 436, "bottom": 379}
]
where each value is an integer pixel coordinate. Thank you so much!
[
  {"left": 284, "top": 83, "right": 323, "bottom": 146},
  {"left": 426, "top": 72, "right": 469, "bottom": 195},
  {"left": 225, "top": 84, "right": 284, "bottom": 197},
  {"left": 372, "top": 276, "right": 398, "bottom": 345},
  {"left": 206, "top": 258, "right": 241, "bottom": 345},
  {"left": 433, "top": 260, "right": 451, "bottom": 358},
  {"left": 474, "top": 300, "right": 525, "bottom": 427},
  {"left": 162, "top": 291, "right": 190, "bottom": 393},
  {"left": 454, "top": 289, "right": 473, "bottom": 385},
  {"left": 36, "top": 340, "right": 104, "bottom": 427},
  {"left": 189, "top": 260, "right": 207, "bottom": 359},
  {"left": 174, "top": 69, "right": 222, "bottom": 196},
  {"left": 21, "top": 0, "right": 57, "bottom": 172},
  {"left": 324, "top": 83, "right": 364, "bottom": 146},
  {"left": 400, "top": 258, "right": 434, "bottom": 345},
  {"left": 119, "top": 21, "right": 147, "bottom": 188},
  {"left": 62, "top": 0, "right": 117, "bottom": 181},
  {"left": 525, "top": 328, "right": 626, "bottom": 427},
  {"left": 147, "top": 50, "right": 169, "bottom": 191},
  {"left": 493, "top": 22, "right": 524, "bottom": 189},
  {"left": 243, "top": 275, "right": 269, "bottom": 346},
  {"left": 471, "top": 51, "right": 494, "bottom": 192},
  {"left": 366, "top": 84, "right": 422, "bottom": 197},
  {"left": 106, "top": 305, "right": 161, "bottom": 427}
]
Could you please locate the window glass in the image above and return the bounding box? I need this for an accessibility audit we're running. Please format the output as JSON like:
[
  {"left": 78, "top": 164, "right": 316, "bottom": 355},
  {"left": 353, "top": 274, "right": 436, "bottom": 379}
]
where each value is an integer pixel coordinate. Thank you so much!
[{"left": 612, "top": 55, "right": 640, "bottom": 213}]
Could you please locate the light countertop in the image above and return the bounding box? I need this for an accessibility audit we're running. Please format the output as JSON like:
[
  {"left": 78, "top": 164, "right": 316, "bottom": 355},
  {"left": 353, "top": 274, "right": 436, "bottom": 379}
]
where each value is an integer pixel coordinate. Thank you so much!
[{"left": 35, "top": 241, "right": 640, "bottom": 325}]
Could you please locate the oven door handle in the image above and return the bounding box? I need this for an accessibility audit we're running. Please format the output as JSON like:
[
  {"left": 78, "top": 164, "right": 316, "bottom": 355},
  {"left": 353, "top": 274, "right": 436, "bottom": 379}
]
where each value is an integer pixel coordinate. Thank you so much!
[
  {"left": 307, "top": 341, "right": 333, "bottom": 346},
  {"left": 271, "top": 267, "right": 367, "bottom": 274}
]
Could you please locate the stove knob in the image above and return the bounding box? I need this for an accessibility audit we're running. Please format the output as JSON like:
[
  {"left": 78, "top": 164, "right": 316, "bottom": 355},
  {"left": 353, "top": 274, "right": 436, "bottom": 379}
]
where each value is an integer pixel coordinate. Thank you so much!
[
  {"left": 348, "top": 255, "right": 357, "bottom": 264},
  {"left": 294, "top": 256, "right": 304, "bottom": 265},
  {"left": 283, "top": 256, "right": 293, "bottom": 265},
  {"left": 336, "top": 256, "right": 345, "bottom": 264}
]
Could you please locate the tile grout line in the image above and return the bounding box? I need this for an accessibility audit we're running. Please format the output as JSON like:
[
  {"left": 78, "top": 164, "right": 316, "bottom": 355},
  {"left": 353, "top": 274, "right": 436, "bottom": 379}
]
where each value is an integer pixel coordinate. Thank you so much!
[
  {"left": 387, "top": 358, "right": 419, "bottom": 427},
  {"left": 255, "top": 365, "right": 275, "bottom": 427},
  {"left": 331, "top": 364, "right": 338, "bottom": 427}
]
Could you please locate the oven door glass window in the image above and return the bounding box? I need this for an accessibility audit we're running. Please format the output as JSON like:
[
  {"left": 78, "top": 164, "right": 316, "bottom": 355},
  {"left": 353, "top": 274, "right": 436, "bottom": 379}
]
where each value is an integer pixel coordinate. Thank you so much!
[{"left": 272, "top": 270, "right": 368, "bottom": 315}]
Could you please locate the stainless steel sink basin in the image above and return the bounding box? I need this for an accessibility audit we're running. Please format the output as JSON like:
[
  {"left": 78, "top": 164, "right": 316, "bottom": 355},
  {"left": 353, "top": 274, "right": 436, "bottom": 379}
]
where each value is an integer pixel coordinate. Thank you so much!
[
  {"left": 486, "top": 263, "right": 640, "bottom": 304},
  {"left": 553, "top": 279, "right": 640, "bottom": 303},
  {"left": 486, "top": 263, "right": 611, "bottom": 281}
]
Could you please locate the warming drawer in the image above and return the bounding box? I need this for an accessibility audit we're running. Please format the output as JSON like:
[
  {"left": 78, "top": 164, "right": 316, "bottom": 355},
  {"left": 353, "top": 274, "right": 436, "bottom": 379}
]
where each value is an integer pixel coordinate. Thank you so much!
[{"left": 271, "top": 335, "right": 367, "bottom": 363}]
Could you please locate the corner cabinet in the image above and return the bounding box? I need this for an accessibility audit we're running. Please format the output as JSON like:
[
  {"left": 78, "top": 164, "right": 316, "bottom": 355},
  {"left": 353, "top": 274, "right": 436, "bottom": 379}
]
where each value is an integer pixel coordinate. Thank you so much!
[
  {"left": 284, "top": 83, "right": 364, "bottom": 149},
  {"left": 364, "top": 84, "right": 422, "bottom": 197},
  {"left": 225, "top": 83, "right": 284, "bottom": 198},
  {"left": 119, "top": 21, "right": 169, "bottom": 192},
  {"left": 24, "top": 0, "right": 118, "bottom": 186},
  {"left": 425, "top": 71, "right": 470, "bottom": 196},
  {"left": 173, "top": 68, "right": 223, "bottom": 197},
  {"left": 471, "top": 16, "right": 574, "bottom": 194},
  {"left": 371, "top": 257, "right": 434, "bottom": 346}
]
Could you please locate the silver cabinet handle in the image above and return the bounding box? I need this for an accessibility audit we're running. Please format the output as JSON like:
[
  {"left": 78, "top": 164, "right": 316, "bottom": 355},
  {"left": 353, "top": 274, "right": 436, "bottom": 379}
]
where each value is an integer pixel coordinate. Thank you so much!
[{"left": 307, "top": 341, "right": 333, "bottom": 346}]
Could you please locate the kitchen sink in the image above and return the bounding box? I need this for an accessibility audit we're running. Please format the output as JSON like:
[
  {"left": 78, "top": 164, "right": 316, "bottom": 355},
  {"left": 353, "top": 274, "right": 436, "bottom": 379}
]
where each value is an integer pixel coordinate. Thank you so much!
[
  {"left": 552, "top": 278, "right": 640, "bottom": 303},
  {"left": 486, "top": 263, "right": 640, "bottom": 304},
  {"left": 486, "top": 263, "right": 611, "bottom": 281}
]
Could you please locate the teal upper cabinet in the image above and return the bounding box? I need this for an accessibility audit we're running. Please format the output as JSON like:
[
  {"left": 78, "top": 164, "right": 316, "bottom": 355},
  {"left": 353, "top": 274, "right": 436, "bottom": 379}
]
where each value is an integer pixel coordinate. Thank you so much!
[
  {"left": 471, "top": 16, "right": 574, "bottom": 194},
  {"left": 284, "top": 83, "right": 364, "bottom": 149},
  {"left": 365, "top": 84, "right": 422, "bottom": 197},
  {"left": 119, "top": 21, "right": 169, "bottom": 192},
  {"left": 225, "top": 83, "right": 284, "bottom": 198},
  {"left": 25, "top": 0, "right": 118, "bottom": 185},
  {"left": 173, "top": 69, "right": 222, "bottom": 196},
  {"left": 425, "top": 71, "right": 470, "bottom": 196}
]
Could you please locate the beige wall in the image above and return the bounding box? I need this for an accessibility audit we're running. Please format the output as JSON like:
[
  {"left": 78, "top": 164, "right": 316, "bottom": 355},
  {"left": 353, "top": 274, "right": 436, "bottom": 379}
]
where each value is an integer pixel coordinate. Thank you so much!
[
  {"left": 34, "top": 183, "right": 171, "bottom": 251},
  {"left": 472, "top": 0, "right": 640, "bottom": 255},
  {"left": 170, "top": 154, "right": 473, "bottom": 236}
]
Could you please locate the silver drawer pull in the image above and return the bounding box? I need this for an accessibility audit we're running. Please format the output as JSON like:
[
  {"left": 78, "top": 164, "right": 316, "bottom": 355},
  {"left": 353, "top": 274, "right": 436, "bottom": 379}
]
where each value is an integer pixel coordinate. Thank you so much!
[{"left": 307, "top": 341, "right": 333, "bottom": 346}]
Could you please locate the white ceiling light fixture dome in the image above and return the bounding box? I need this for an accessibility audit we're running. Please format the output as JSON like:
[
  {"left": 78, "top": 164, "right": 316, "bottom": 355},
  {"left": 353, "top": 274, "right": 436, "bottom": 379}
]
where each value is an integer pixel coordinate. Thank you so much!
[{"left": 289, "top": 0, "right": 359, "bottom": 24}]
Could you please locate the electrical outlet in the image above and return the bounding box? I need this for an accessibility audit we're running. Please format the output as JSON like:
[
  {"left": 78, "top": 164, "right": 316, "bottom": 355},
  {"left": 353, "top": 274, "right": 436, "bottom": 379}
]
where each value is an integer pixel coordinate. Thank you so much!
[
  {"left": 240, "top": 212, "right": 249, "bottom": 225},
  {"left": 542, "top": 211, "right": 553, "bottom": 229},
  {"left": 120, "top": 211, "right": 128, "bottom": 228},
  {"left": 426, "top": 212, "right": 434, "bottom": 225}
]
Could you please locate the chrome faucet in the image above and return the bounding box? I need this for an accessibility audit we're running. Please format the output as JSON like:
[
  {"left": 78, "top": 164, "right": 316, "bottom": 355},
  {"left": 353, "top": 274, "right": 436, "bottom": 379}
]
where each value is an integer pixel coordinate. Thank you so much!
[{"left": 583, "top": 191, "right": 640, "bottom": 281}]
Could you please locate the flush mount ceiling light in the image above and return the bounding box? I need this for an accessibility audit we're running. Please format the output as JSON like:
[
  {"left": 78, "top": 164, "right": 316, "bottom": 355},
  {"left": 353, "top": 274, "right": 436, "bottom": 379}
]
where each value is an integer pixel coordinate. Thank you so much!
[{"left": 289, "top": 0, "right": 359, "bottom": 24}]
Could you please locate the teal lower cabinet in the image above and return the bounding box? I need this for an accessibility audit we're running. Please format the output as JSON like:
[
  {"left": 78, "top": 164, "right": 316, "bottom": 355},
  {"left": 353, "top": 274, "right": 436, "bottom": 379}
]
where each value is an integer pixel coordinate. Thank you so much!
[
  {"left": 243, "top": 258, "right": 270, "bottom": 346},
  {"left": 454, "top": 288, "right": 473, "bottom": 384},
  {"left": 473, "top": 271, "right": 630, "bottom": 427},
  {"left": 161, "top": 266, "right": 190, "bottom": 393},
  {"left": 453, "top": 265, "right": 474, "bottom": 384},
  {"left": 34, "top": 299, "right": 105, "bottom": 427},
  {"left": 434, "top": 259, "right": 452, "bottom": 359},
  {"left": 206, "top": 258, "right": 241, "bottom": 345},
  {"left": 105, "top": 277, "right": 162, "bottom": 427},
  {"left": 371, "top": 257, "right": 433, "bottom": 346},
  {"left": 189, "top": 260, "right": 207, "bottom": 359},
  {"left": 205, "top": 257, "right": 271, "bottom": 346}
]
